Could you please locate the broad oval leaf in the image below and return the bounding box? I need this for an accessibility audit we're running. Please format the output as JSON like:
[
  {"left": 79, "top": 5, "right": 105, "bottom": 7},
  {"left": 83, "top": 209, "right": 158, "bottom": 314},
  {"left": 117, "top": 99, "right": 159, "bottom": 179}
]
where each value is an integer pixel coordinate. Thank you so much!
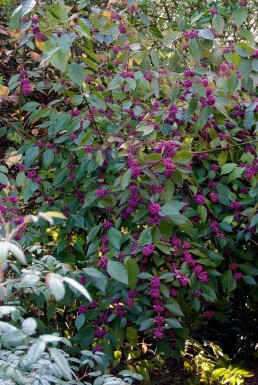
[{"left": 107, "top": 260, "right": 128, "bottom": 285}]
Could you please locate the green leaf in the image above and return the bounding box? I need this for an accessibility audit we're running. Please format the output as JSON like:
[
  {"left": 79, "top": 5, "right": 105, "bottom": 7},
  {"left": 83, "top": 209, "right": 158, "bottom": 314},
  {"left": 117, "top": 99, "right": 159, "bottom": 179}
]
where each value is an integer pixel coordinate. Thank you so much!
[
  {"left": 172, "top": 150, "right": 193, "bottom": 164},
  {"left": 239, "top": 263, "right": 258, "bottom": 276},
  {"left": 22, "top": 0, "right": 36, "bottom": 15},
  {"left": 41, "top": 47, "right": 60, "bottom": 66},
  {"left": 196, "top": 105, "right": 211, "bottom": 130},
  {"left": 139, "top": 318, "right": 153, "bottom": 331},
  {"left": 152, "top": 78, "right": 160, "bottom": 98},
  {"left": 162, "top": 31, "right": 182, "bottom": 45},
  {"left": 198, "top": 205, "right": 207, "bottom": 222},
  {"left": 83, "top": 268, "right": 107, "bottom": 292},
  {"left": 228, "top": 167, "right": 245, "bottom": 182},
  {"left": 63, "top": 277, "right": 92, "bottom": 302},
  {"left": 49, "top": 48, "right": 70, "bottom": 72},
  {"left": 107, "top": 260, "right": 128, "bottom": 285},
  {"left": 161, "top": 201, "right": 186, "bottom": 216},
  {"left": 185, "top": 97, "right": 198, "bottom": 122},
  {"left": 228, "top": 72, "right": 239, "bottom": 94},
  {"left": 24, "top": 146, "right": 40, "bottom": 167},
  {"left": 234, "top": 42, "right": 253, "bottom": 57},
  {"left": 232, "top": 7, "right": 248, "bottom": 28},
  {"left": 83, "top": 267, "right": 104, "bottom": 279},
  {"left": 192, "top": 297, "right": 201, "bottom": 312},
  {"left": 108, "top": 227, "right": 123, "bottom": 250},
  {"left": 199, "top": 29, "right": 214, "bottom": 40},
  {"left": 42, "top": 149, "right": 54, "bottom": 168},
  {"left": 149, "top": 26, "right": 162, "bottom": 38},
  {"left": 242, "top": 275, "right": 257, "bottom": 285},
  {"left": 238, "top": 58, "right": 252, "bottom": 81},
  {"left": 95, "top": 150, "right": 104, "bottom": 166},
  {"left": 164, "top": 304, "right": 184, "bottom": 317},
  {"left": 202, "top": 284, "right": 217, "bottom": 301},
  {"left": 222, "top": 270, "right": 237, "bottom": 293},
  {"left": 212, "top": 14, "right": 225, "bottom": 34},
  {"left": 47, "top": 4, "right": 68, "bottom": 21},
  {"left": 150, "top": 50, "right": 160, "bottom": 69},
  {"left": 78, "top": 18, "right": 91, "bottom": 39},
  {"left": 139, "top": 13, "right": 150, "bottom": 26},
  {"left": 87, "top": 224, "right": 102, "bottom": 243},
  {"left": 107, "top": 76, "right": 123, "bottom": 90},
  {"left": 53, "top": 168, "right": 68, "bottom": 187},
  {"left": 136, "top": 125, "right": 154, "bottom": 136},
  {"left": 125, "top": 258, "right": 140, "bottom": 290},
  {"left": 138, "top": 228, "right": 152, "bottom": 246},
  {"left": 75, "top": 314, "right": 85, "bottom": 331},
  {"left": 221, "top": 163, "right": 237, "bottom": 175},
  {"left": 120, "top": 169, "right": 131, "bottom": 190},
  {"left": 67, "top": 63, "right": 86, "bottom": 85},
  {"left": 189, "top": 39, "right": 202, "bottom": 63},
  {"left": 250, "top": 214, "right": 258, "bottom": 228},
  {"left": 49, "top": 347, "right": 72, "bottom": 381},
  {"left": 165, "top": 318, "right": 183, "bottom": 328},
  {"left": 193, "top": 83, "right": 207, "bottom": 98},
  {"left": 239, "top": 27, "right": 255, "bottom": 43},
  {"left": 0, "top": 172, "right": 8, "bottom": 185}
]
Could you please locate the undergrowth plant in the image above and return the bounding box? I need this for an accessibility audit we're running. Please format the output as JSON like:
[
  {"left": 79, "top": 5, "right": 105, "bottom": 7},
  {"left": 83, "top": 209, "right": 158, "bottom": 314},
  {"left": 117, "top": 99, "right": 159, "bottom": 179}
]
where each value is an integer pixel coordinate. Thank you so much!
[
  {"left": 183, "top": 339, "right": 254, "bottom": 385},
  {"left": 0, "top": 211, "right": 142, "bottom": 385}
]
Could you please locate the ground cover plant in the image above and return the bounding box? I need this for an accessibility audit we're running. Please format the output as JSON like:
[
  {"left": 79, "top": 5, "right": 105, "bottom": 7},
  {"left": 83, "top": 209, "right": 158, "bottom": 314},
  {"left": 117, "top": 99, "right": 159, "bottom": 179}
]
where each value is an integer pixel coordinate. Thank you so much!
[{"left": 0, "top": 0, "right": 257, "bottom": 383}]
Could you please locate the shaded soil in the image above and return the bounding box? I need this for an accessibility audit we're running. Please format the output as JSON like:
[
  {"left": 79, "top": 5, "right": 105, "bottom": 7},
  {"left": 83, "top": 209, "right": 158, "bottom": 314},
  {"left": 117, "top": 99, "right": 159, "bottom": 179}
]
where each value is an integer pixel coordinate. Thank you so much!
[{"left": 246, "top": 364, "right": 258, "bottom": 385}]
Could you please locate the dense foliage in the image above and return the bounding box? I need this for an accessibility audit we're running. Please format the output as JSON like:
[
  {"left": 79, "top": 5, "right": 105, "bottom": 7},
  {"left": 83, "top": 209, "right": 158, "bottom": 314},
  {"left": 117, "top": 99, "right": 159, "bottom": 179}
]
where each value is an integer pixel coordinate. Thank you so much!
[{"left": 0, "top": 0, "right": 257, "bottom": 383}]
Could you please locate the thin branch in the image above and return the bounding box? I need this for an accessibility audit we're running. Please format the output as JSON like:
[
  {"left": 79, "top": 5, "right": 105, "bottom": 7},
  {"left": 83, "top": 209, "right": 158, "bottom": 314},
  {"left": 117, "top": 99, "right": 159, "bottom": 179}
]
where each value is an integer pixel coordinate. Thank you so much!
[
  {"left": 85, "top": 97, "right": 103, "bottom": 144},
  {"left": 193, "top": 139, "right": 258, "bottom": 154},
  {"left": 0, "top": 116, "right": 33, "bottom": 139}
]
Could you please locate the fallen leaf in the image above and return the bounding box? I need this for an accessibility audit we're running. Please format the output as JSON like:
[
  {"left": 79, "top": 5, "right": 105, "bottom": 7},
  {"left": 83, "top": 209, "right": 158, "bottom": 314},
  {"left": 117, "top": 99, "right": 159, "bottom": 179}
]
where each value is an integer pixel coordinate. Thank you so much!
[
  {"left": 31, "top": 129, "right": 39, "bottom": 136},
  {"left": 103, "top": 9, "right": 112, "bottom": 18},
  {"left": 5, "top": 152, "right": 22, "bottom": 167},
  {"left": 8, "top": 94, "right": 19, "bottom": 103},
  {"left": 97, "top": 54, "right": 108, "bottom": 62},
  {"left": 0, "top": 26, "right": 8, "bottom": 35},
  {"left": 31, "top": 51, "right": 41, "bottom": 62},
  {"left": 0, "top": 85, "right": 8, "bottom": 96},
  {"left": 141, "top": 343, "right": 148, "bottom": 354},
  {"left": 35, "top": 38, "right": 44, "bottom": 51}
]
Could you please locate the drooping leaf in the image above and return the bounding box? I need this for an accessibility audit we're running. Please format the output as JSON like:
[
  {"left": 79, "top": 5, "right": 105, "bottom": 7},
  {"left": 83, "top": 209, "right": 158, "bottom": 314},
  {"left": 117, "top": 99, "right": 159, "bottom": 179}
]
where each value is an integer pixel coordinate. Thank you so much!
[
  {"left": 107, "top": 260, "right": 128, "bottom": 285},
  {"left": 63, "top": 277, "right": 92, "bottom": 302},
  {"left": 138, "top": 228, "right": 152, "bottom": 246},
  {"left": 212, "top": 14, "right": 225, "bottom": 34},
  {"left": 232, "top": 7, "right": 248, "bottom": 28},
  {"left": 47, "top": 274, "right": 65, "bottom": 301},
  {"left": 125, "top": 258, "right": 140, "bottom": 289},
  {"left": 26, "top": 340, "right": 46, "bottom": 367},
  {"left": 49, "top": 347, "right": 72, "bottom": 381},
  {"left": 221, "top": 163, "right": 237, "bottom": 175},
  {"left": 68, "top": 63, "right": 86, "bottom": 85},
  {"left": 108, "top": 227, "right": 123, "bottom": 250}
]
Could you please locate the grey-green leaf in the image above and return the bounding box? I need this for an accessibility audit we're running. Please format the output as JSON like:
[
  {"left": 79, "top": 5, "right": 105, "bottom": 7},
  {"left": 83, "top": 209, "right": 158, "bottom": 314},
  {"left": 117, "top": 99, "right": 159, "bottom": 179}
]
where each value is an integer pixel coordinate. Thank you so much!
[
  {"left": 232, "top": 7, "right": 248, "bottom": 28},
  {"left": 26, "top": 340, "right": 46, "bottom": 366},
  {"left": 107, "top": 260, "right": 128, "bottom": 285},
  {"left": 47, "top": 273, "right": 65, "bottom": 301},
  {"left": 49, "top": 347, "right": 72, "bottom": 380}
]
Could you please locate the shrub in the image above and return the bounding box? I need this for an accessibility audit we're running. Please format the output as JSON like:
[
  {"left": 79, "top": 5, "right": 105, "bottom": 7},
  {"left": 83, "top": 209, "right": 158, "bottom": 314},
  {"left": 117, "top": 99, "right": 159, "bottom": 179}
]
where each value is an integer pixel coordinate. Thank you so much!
[{"left": 0, "top": 0, "right": 257, "bottom": 381}]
